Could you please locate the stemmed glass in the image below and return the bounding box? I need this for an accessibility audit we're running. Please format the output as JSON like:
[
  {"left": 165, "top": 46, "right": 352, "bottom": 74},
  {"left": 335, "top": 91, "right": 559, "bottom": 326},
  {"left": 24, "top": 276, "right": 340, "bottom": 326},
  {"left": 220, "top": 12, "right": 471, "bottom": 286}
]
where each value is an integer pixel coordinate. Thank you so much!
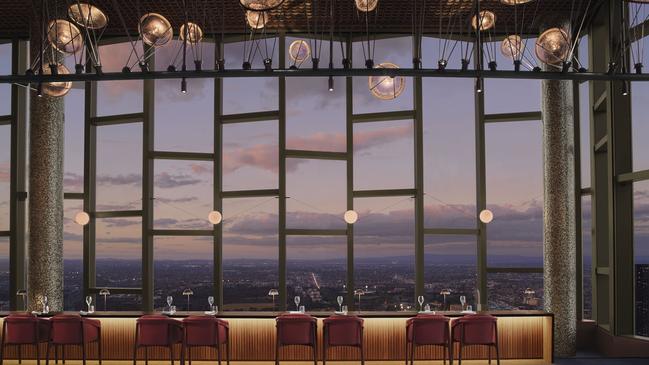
[
  {"left": 42, "top": 295, "right": 49, "bottom": 313},
  {"left": 85, "top": 295, "right": 93, "bottom": 312},
  {"left": 336, "top": 296, "right": 344, "bottom": 312},
  {"left": 166, "top": 296, "right": 173, "bottom": 312},
  {"left": 417, "top": 296, "right": 425, "bottom": 311},
  {"left": 294, "top": 296, "right": 300, "bottom": 312},
  {"left": 460, "top": 295, "right": 466, "bottom": 310},
  {"left": 208, "top": 296, "right": 215, "bottom": 312}
]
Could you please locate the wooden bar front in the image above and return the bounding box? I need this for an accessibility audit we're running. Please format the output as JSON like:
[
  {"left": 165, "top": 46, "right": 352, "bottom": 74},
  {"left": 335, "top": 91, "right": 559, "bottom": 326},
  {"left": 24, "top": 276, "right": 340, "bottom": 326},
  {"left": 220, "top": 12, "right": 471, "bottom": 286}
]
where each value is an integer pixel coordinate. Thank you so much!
[{"left": 0, "top": 312, "right": 553, "bottom": 364}]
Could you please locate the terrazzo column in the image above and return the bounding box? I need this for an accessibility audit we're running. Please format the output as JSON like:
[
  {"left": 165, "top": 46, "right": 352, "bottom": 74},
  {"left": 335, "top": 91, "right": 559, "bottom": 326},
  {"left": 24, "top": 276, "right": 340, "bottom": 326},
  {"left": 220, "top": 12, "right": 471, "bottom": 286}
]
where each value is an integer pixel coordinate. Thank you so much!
[
  {"left": 27, "top": 39, "right": 65, "bottom": 312},
  {"left": 540, "top": 20, "right": 577, "bottom": 357}
]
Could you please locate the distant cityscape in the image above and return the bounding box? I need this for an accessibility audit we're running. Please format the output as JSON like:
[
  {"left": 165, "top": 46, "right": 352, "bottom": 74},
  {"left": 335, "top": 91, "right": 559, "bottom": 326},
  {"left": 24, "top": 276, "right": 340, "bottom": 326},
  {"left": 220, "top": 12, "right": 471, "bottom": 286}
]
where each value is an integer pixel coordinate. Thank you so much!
[{"left": 0, "top": 260, "right": 646, "bottom": 336}]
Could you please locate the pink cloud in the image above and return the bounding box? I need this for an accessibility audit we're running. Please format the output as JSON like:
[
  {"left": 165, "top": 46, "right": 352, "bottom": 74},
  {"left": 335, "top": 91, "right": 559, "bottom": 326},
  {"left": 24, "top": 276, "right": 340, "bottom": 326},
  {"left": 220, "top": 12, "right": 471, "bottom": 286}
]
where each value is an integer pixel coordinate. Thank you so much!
[{"left": 0, "top": 162, "right": 9, "bottom": 182}]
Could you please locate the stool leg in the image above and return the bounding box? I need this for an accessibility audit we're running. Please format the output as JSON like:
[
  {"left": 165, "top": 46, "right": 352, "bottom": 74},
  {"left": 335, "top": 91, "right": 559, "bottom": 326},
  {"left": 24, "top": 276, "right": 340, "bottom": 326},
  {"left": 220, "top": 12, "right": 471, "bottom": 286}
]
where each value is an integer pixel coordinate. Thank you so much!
[
  {"left": 217, "top": 344, "right": 221, "bottom": 365},
  {"left": 46, "top": 342, "right": 50, "bottom": 365},
  {"left": 98, "top": 331, "right": 103, "bottom": 365},
  {"left": 488, "top": 346, "right": 491, "bottom": 365},
  {"left": 410, "top": 343, "right": 415, "bottom": 365},
  {"left": 62, "top": 345, "right": 66, "bottom": 364},
  {"left": 132, "top": 345, "right": 138, "bottom": 365},
  {"left": 170, "top": 345, "right": 175, "bottom": 365},
  {"left": 0, "top": 334, "right": 5, "bottom": 365},
  {"left": 226, "top": 333, "right": 231, "bottom": 365},
  {"left": 188, "top": 346, "right": 192, "bottom": 365},
  {"left": 495, "top": 344, "right": 500, "bottom": 365},
  {"left": 360, "top": 343, "right": 365, "bottom": 365},
  {"left": 18, "top": 344, "right": 22, "bottom": 364},
  {"left": 312, "top": 344, "right": 317, "bottom": 365},
  {"left": 458, "top": 342, "right": 462, "bottom": 365},
  {"left": 55, "top": 345, "right": 58, "bottom": 364},
  {"left": 274, "top": 342, "right": 279, "bottom": 365},
  {"left": 36, "top": 342, "right": 41, "bottom": 365},
  {"left": 145, "top": 347, "right": 148, "bottom": 365},
  {"left": 82, "top": 343, "right": 87, "bottom": 365},
  {"left": 404, "top": 342, "right": 408, "bottom": 365}
]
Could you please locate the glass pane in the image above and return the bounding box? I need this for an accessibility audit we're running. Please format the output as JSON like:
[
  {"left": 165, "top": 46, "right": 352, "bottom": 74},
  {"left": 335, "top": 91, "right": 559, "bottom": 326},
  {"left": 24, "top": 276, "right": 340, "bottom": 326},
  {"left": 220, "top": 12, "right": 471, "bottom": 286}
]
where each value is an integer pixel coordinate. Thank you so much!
[
  {"left": 222, "top": 197, "right": 278, "bottom": 311},
  {"left": 635, "top": 180, "right": 649, "bottom": 336},
  {"left": 153, "top": 160, "right": 212, "bottom": 230},
  {"left": 353, "top": 120, "right": 414, "bottom": 190},
  {"left": 287, "top": 159, "right": 346, "bottom": 230},
  {"left": 154, "top": 236, "right": 213, "bottom": 311},
  {"left": 0, "top": 237, "right": 8, "bottom": 311},
  {"left": 423, "top": 77, "right": 476, "bottom": 229},
  {"left": 424, "top": 235, "right": 477, "bottom": 311},
  {"left": 582, "top": 195, "right": 592, "bottom": 320},
  {"left": 632, "top": 80, "right": 649, "bottom": 170},
  {"left": 0, "top": 43, "right": 11, "bottom": 116},
  {"left": 64, "top": 88, "right": 85, "bottom": 193},
  {"left": 354, "top": 197, "right": 415, "bottom": 311},
  {"left": 97, "top": 43, "right": 143, "bottom": 116},
  {"left": 96, "top": 123, "right": 142, "bottom": 210},
  {"left": 222, "top": 120, "right": 278, "bottom": 191},
  {"left": 96, "top": 217, "right": 142, "bottom": 288},
  {"left": 580, "top": 82, "right": 590, "bottom": 187},
  {"left": 287, "top": 236, "right": 346, "bottom": 312},
  {"left": 0, "top": 125, "right": 9, "bottom": 231},
  {"left": 486, "top": 122, "right": 543, "bottom": 267},
  {"left": 223, "top": 40, "right": 278, "bottom": 114},
  {"left": 154, "top": 40, "right": 216, "bottom": 72},
  {"left": 154, "top": 77, "right": 214, "bottom": 152},
  {"left": 353, "top": 37, "right": 413, "bottom": 114},
  {"left": 103, "top": 294, "right": 141, "bottom": 311},
  {"left": 64, "top": 199, "right": 84, "bottom": 311},
  {"left": 487, "top": 272, "right": 543, "bottom": 310}
]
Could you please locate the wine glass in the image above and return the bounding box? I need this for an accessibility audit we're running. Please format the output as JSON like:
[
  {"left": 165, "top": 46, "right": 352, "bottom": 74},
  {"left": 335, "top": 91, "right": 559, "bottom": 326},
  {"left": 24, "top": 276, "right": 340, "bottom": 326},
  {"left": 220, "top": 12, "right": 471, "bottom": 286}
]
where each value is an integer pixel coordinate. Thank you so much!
[
  {"left": 208, "top": 296, "right": 215, "bottom": 312},
  {"left": 43, "top": 296, "right": 49, "bottom": 313},
  {"left": 166, "top": 296, "right": 173, "bottom": 311},
  {"left": 417, "top": 295, "right": 425, "bottom": 311},
  {"left": 460, "top": 295, "right": 466, "bottom": 310},
  {"left": 336, "top": 296, "right": 344, "bottom": 312},
  {"left": 294, "top": 296, "right": 300, "bottom": 312},
  {"left": 85, "top": 295, "right": 92, "bottom": 312}
]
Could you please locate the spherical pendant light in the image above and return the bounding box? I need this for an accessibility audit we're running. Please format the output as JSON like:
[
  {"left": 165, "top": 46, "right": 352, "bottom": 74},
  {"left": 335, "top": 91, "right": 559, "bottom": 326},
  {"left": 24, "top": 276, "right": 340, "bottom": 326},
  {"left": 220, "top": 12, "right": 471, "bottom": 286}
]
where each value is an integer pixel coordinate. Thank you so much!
[
  {"left": 344, "top": 210, "right": 359, "bottom": 224},
  {"left": 179, "top": 22, "right": 204, "bottom": 44},
  {"left": 47, "top": 20, "right": 84, "bottom": 54},
  {"left": 208, "top": 211, "right": 223, "bottom": 225},
  {"left": 139, "top": 13, "right": 173, "bottom": 47},
  {"left": 67, "top": 3, "right": 108, "bottom": 29},
  {"left": 41, "top": 64, "right": 73, "bottom": 97},
  {"left": 479, "top": 209, "right": 494, "bottom": 224},
  {"left": 471, "top": 10, "right": 496, "bottom": 31},
  {"left": 74, "top": 211, "right": 90, "bottom": 226},
  {"left": 355, "top": 0, "right": 378, "bottom": 12},
  {"left": 500, "top": 0, "right": 535, "bottom": 4},
  {"left": 535, "top": 27, "right": 570, "bottom": 66},
  {"left": 246, "top": 10, "right": 269, "bottom": 29},
  {"left": 368, "top": 62, "right": 406, "bottom": 100},
  {"left": 239, "top": 0, "right": 285, "bottom": 11},
  {"left": 288, "top": 40, "right": 311, "bottom": 63},
  {"left": 501, "top": 35, "right": 524, "bottom": 60}
]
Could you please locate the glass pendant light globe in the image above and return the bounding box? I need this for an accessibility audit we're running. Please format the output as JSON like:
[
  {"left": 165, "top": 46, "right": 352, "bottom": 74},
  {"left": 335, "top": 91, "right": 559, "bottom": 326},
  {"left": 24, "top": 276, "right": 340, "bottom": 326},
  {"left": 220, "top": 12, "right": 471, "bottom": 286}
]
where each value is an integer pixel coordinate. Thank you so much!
[
  {"left": 479, "top": 209, "right": 494, "bottom": 224},
  {"left": 67, "top": 3, "right": 108, "bottom": 29},
  {"left": 246, "top": 10, "right": 269, "bottom": 29},
  {"left": 535, "top": 27, "right": 570, "bottom": 66},
  {"left": 500, "top": 0, "right": 535, "bottom": 4},
  {"left": 344, "top": 210, "right": 359, "bottom": 224},
  {"left": 501, "top": 35, "right": 524, "bottom": 60},
  {"left": 74, "top": 211, "right": 90, "bottom": 226},
  {"left": 208, "top": 211, "right": 223, "bottom": 225},
  {"left": 289, "top": 40, "right": 311, "bottom": 63},
  {"left": 139, "top": 13, "right": 173, "bottom": 47},
  {"left": 239, "top": 0, "right": 285, "bottom": 11},
  {"left": 47, "top": 20, "right": 84, "bottom": 54},
  {"left": 355, "top": 0, "right": 378, "bottom": 12},
  {"left": 368, "top": 62, "right": 406, "bottom": 100},
  {"left": 471, "top": 10, "right": 496, "bottom": 31},
  {"left": 179, "top": 22, "right": 204, "bottom": 44},
  {"left": 41, "top": 64, "right": 73, "bottom": 97}
]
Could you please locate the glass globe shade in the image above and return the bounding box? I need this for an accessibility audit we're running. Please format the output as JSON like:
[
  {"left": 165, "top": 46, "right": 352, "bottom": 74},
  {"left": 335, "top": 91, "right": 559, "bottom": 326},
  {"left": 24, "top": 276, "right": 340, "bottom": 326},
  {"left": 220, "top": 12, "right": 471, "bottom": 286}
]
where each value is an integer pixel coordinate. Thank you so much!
[
  {"left": 47, "top": 19, "right": 84, "bottom": 54},
  {"left": 368, "top": 62, "right": 406, "bottom": 100},
  {"left": 179, "top": 22, "right": 203, "bottom": 44},
  {"left": 246, "top": 10, "right": 269, "bottom": 29},
  {"left": 500, "top": 0, "right": 535, "bottom": 4},
  {"left": 41, "top": 64, "right": 73, "bottom": 97},
  {"left": 479, "top": 209, "right": 494, "bottom": 224},
  {"left": 74, "top": 211, "right": 90, "bottom": 226},
  {"left": 355, "top": 0, "right": 378, "bottom": 12},
  {"left": 344, "top": 210, "right": 359, "bottom": 224},
  {"left": 67, "top": 3, "right": 108, "bottom": 29},
  {"left": 501, "top": 35, "right": 524, "bottom": 60},
  {"left": 471, "top": 10, "right": 496, "bottom": 31},
  {"left": 139, "top": 13, "right": 173, "bottom": 47},
  {"left": 239, "top": 0, "right": 284, "bottom": 11},
  {"left": 208, "top": 211, "right": 223, "bottom": 225},
  {"left": 535, "top": 27, "right": 570, "bottom": 66},
  {"left": 288, "top": 40, "right": 311, "bottom": 63}
]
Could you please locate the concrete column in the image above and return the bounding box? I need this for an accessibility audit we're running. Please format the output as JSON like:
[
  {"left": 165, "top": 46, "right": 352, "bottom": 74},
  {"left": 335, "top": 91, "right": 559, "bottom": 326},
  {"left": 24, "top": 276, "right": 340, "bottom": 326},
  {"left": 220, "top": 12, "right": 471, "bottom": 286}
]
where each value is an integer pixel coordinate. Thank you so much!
[
  {"left": 27, "top": 41, "right": 65, "bottom": 312},
  {"left": 540, "top": 21, "right": 577, "bottom": 357}
]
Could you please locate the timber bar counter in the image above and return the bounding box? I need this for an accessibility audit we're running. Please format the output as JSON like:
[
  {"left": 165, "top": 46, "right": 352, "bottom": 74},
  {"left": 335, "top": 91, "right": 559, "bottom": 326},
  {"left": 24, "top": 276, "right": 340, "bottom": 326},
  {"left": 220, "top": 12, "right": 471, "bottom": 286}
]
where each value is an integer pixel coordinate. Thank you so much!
[{"left": 0, "top": 311, "right": 553, "bottom": 364}]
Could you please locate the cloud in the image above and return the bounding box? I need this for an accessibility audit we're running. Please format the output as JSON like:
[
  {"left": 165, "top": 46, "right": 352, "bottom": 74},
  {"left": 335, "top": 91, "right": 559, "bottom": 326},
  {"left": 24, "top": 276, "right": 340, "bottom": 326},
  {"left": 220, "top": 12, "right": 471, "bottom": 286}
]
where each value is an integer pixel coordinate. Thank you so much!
[
  {"left": 155, "top": 172, "right": 203, "bottom": 188},
  {"left": 103, "top": 219, "right": 141, "bottom": 228},
  {"left": 0, "top": 162, "right": 9, "bottom": 182}
]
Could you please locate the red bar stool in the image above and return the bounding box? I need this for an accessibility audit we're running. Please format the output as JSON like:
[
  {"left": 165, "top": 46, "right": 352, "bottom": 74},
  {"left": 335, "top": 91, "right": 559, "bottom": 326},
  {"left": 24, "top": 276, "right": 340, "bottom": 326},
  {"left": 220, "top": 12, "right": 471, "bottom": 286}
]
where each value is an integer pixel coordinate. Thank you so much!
[
  {"left": 133, "top": 315, "right": 183, "bottom": 365},
  {"left": 451, "top": 314, "right": 499, "bottom": 365},
  {"left": 0, "top": 313, "right": 51, "bottom": 365},
  {"left": 275, "top": 314, "right": 317, "bottom": 365},
  {"left": 323, "top": 315, "right": 364, "bottom": 365},
  {"left": 405, "top": 314, "right": 450, "bottom": 365},
  {"left": 46, "top": 314, "right": 101, "bottom": 365},
  {"left": 181, "top": 316, "right": 229, "bottom": 365}
]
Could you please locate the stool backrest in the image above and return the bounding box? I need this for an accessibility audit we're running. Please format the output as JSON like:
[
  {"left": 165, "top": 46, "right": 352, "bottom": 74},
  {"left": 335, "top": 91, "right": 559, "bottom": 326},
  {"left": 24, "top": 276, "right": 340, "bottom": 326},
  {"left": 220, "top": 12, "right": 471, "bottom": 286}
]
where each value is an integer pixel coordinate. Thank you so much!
[
  {"left": 50, "top": 315, "right": 84, "bottom": 344},
  {"left": 183, "top": 316, "right": 228, "bottom": 346},
  {"left": 276, "top": 314, "right": 316, "bottom": 345},
  {"left": 323, "top": 315, "right": 363, "bottom": 346},
  {"left": 136, "top": 315, "right": 182, "bottom": 346},
  {"left": 4, "top": 314, "right": 42, "bottom": 343},
  {"left": 454, "top": 315, "right": 497, "bottom": 345},
  {"left": 407, "top": 315, "right": 450, "bottom": 345}
]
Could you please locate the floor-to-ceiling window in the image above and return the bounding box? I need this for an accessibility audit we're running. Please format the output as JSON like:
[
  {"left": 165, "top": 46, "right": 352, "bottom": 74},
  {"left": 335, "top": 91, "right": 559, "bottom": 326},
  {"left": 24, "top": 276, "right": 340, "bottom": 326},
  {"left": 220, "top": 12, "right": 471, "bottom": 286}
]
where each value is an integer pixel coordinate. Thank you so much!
[{"left": 0, "top": 42, "right": 10, "bottom": 311}]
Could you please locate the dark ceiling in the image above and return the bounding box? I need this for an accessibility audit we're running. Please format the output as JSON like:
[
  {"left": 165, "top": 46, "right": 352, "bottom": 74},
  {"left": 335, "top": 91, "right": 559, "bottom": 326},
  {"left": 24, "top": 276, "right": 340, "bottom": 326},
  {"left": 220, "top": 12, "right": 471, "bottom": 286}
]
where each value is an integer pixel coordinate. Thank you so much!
[{"left": 1, "top": 0, "right": 592, "bottom": 40}]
